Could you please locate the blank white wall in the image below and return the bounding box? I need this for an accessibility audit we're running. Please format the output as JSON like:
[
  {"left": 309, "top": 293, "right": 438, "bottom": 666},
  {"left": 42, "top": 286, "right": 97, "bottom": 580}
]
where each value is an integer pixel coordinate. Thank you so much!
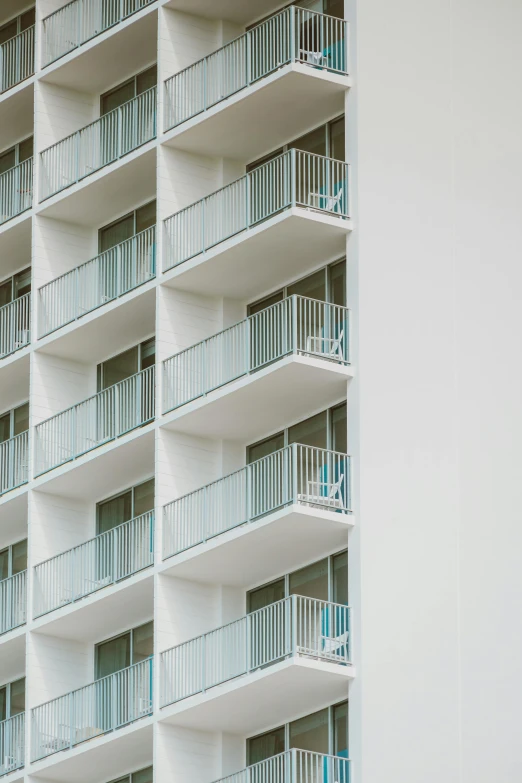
[
  {"left": 155, "top": 722, "right": 221, "bottom": 783},
  {"left": 35, "top": 81, "right": 97, "bottom": 153},
  {"left": 27, "top": 631, "right": 90, "bottom": 707},
  {"left": 30, "top": 489, "right": 91, "bottom": 564},
  {"left": 32, "top": 214, "right": 97, "bottom": 290},
  {"left": 30, "top": 351, "right": 94, "bottom": 427}
]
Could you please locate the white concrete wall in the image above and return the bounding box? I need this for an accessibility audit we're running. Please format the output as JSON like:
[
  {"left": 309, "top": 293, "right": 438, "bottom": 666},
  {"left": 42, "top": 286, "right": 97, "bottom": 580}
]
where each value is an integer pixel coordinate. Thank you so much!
[
  {"left": 29, "top": 489, "right": 91, "bottom": 564},
  {"left": 27, "top": 631, "right": 91, "bottom": 706},
  {"left": 30, "top": 351, "right": 94, "bottom": 427},
  {"left": 32, "top": 214, "right": 96, "bottom": 289},
  {"left": 34, "top": 81, "right": 97, "bottom": 153}
]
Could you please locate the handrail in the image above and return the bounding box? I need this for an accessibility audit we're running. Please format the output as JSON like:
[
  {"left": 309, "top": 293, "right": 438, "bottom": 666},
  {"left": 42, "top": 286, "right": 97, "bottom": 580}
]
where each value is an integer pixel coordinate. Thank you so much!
[
  {"left": 164, "top": 6, "right": 349, "bottom": 130},
  {"left": 38, "top": 225, "right": 156, "bottom": 337},
  {"left": 34, "top": 510, "right": 155, "bottom": 617},
  {"left": 42, "top": 0, "right": 157, "bottom": 67},
  {"left": 0, "top": 292, "right": 31, "bottom": 358},
  {"left": 163, "top": 443, "right": 351, "bottom": 558},
  {"left": 31, "top": 658, "right": 153, "bottom": 761},
  {"left": 163, "top": 148, "right": 349, "bottom": 271},
  {"left": 39, "top": 86, "right": 157, "bottom": 200},
  {"left": 0, "top": 25, "right": 35, "bottom": 93},
  {"left": 0, "top": 569, "right": 27, "bottom": 635},
  {"left": 163, "top": 294, "right": 350, "bottom": 412},
  {"left": 0, "top": 431, "right": 29, "bottom": 496},
  {"left": 0, "top": 712, "right": 25, "bottom": 776},
  {"left": 160, "top": 594, "right": 351, "bottom": 706},
  {"left": 0, "top": 158, "right": 33, "bottom": 225},
  {"left": 34, "top": 365, "right": 155, "bottom": 476},
  {"left": 212, "top": 749, "right": 351, "bottom": 783}
]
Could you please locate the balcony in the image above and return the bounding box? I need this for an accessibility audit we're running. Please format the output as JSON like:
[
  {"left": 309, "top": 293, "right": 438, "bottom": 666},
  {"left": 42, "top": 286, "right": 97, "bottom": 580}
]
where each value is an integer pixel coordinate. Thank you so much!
[
  {"left": 163, "top": 7, "right": 349, "bottom": 159},
  {"left": 0, "top": 293, "right": 30, "bottom": 358},
  {"left": 0, "top": 159, "right": 32, "bottom": 226},
  {"left": 0, "top": 26, "right": 34, "bottom": 94},
  {"left": 0, "top": 431, "right": 29, "bottom": 496},
  {"left": 215, "top": 750, "right": 351, "bottom": 783},
  {"left": 34, "top": 511, "right": 154, "bottom": 618},
  {"left": 31, "top": 659, "right": 153, "bottom": 762},
  {"left": 163, "top": 150, "right": 351, "bottom": 299},
  {"left": 163, "top": 444, "right": 351, "bottom": 584},
  {"left": 162, "top": 296, "right": 351, "bottom": 441},
  {"left": 160, "top": 596, "right": 352, "bottom": 732},
  {"left": 34, "top": 366, "right": 155, "bottom": 477},
  {"left": 39, "top": 87, "right": 157, "bottom": 201},
  {"left": 38, "top": 226, "right": 156, "bottom": 338},
  {"left": 42, "top": 0, "right": 157, "bottom": 67},
  {"left": 0, "top": 570, "right": 26, "bottom": 636},
  {"left": 0, "top": 712, "right": 24, "bottom": 777}
]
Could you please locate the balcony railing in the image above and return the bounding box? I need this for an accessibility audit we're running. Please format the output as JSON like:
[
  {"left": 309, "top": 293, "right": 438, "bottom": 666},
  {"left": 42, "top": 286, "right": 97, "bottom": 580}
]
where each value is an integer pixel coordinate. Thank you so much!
[
  {"left": 0, "top": 159, "right": 33, "bottom": 225},
  {"left": 0, "top": 26, "right": 35, "bottom": 93},
  {"left": 42, "top": 0, "right": 156, "bottom": 67},
  {"left": 0, "top": 570, "right": 26, "bottom": 635},
  {"left": 0, "top": 431, "right": 29, "bottom": 496},
  {"left": 31, "top": 658, "right": 153, "bottom": 761},
  {"left": 164, "top": 6, "right": 348, "bottom": 130},
  {"left": 163, "top": 149, "right": 349, "bottom": 272},
  {"left": 0, "top": 293, "right": 31, "bottom": 358},
  {"left": 40, "top": 86, "right": 157, "bottom": 200},
  {"left": 0, "top": 713, "right": 25, "bottom": 776},
  {"left": 38, "top": 226, "right": 156, "bottom": 337},
  {"left": 214, "top": 749, "right": 350, "bottom": 783},
  {"left": 163, "top": 295, "right": 349, "bottom": 413},
  {"left": 34, "top": 511, "right": 154, "bottom": 618},
  {"left": 163, "top": 444, "right": 351, "bottom": 559},
  {"left": 161, "top": 595, "right": 351, "bottom": 706},
  {"left": 35, "top": 366, "right": 155, "bottom": 476}
]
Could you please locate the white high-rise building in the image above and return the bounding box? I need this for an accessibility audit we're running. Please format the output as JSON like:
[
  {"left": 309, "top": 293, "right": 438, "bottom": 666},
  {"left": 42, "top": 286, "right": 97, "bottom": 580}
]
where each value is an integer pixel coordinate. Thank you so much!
[{"left": 0, "top": 2, "right": 520, "bottom": 783}]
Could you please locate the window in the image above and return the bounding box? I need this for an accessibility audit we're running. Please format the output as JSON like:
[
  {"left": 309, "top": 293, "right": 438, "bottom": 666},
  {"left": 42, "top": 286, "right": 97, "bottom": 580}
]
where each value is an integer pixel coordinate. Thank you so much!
[
  {"left": 99, "top": 201, "right": 156, "bottom": 253},
  {"left": 0, "top": 539, "right": 27, "bottom": 581},
  {"left": 247, "top": 259, "right": 345, "bottom": 316},
  {"left": 0, "top": 137, "right": 33, "bottom": 175},
  {"left": 247, "top": 551, "right": 348, "bottom": 613},
  {"left": 246, "top": 402, "right": 346, "bottom": 464},
  {"left": 247, "top": 701, "right": 348, "bottom": 764},
  {"left": 97, "top": 338, "right": 155, "bottom": 391},
  {"left": 108, "top": 768, "right": 153, "bottom": 783},
  {"left": 0, "top": 268, "right": 31, "bottom": 308},
  {"left": 0, "top": 8, "right": 35, "bottom": 46},
  {"left": 97, "top": 478, "right": 154, "bottom": 534},
  {"left": 0, "top": 402, "right": 29, "bottom": 443},
  {"left": 246, "top": 117, "right": 345, "bottom": 173},
  {"left": 95, "top": 621, "right": 153, "bottom": 679},
  {"left": 0, "top": 677, "right": 25, "bottom": 722},
  {"left": 100, "top": 66, "right": 157, "bottom": 116}
]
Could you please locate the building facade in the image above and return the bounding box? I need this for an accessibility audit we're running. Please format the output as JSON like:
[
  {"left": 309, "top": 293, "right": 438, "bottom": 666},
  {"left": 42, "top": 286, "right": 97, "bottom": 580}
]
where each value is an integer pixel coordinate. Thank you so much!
[{"left": 0, "top": 1, "right": 521, "bottom": 783}]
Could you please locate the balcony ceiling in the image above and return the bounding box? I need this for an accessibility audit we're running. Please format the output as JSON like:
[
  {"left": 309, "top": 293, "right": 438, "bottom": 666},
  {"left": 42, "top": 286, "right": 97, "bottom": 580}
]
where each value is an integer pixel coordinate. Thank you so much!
[{"left": 164, "top": 0, "right": 283, "bottom": 25}]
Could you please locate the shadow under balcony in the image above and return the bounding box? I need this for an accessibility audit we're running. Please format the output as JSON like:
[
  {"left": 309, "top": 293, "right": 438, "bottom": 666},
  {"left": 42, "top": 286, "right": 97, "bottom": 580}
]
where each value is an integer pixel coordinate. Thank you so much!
[
  {"left": 160, "top": 595, "right": 353, "bottom": 734},
  {"left": 162, "top": 149, "right": 351, "bottom": 300},
  {"left": 34, "top": 367, "right": 155, "bottom": 478},
  {"left": 162, "top": 443, "right": 352, "bottom": 587},
  {"left": 162, "top": 295, "right": 352, "bottom": 442},
  {"left": 163, "top": 6, "right": 350, "bottom": 160},
  {"left": 0, "top": 712, "right": 24, "bottom": 778},
  {"left": 31, "top": 660, "right": 153, "bottom": 763}
]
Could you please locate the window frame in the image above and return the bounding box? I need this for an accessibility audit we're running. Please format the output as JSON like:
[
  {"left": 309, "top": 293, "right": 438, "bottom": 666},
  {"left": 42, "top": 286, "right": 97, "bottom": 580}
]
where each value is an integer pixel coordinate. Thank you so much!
[
  {"left": 0, "top": 7, "right": 35, "bottom": 43},
  {"left": 0, "top": 539, "right": 28, "bottom": 580},
  {"left": 94, "top": 621, "right": 154, "bottom": 680},
  {"left": 0, "top": 267, "right": 31, "bottom": 305},
  {"left": 99, "top": 64, "right": 158, "bottom": 116},
  {"left": 0, "top": 136, "right": 34, "bottom": 175},
  {"left": 96, "top": 477, "right": 155, "bottom": 535},
  {"left": 97, "top": 200, "right": 156, "bottom": 254},
  {"left": 0, "top": 676, "right": 26, "bottom": 721},
  {"left": 106, "top": 766, "right": 153, "bottom": 783},
  {"left": 0, "top": 401, "right": 30, "bottom": 441},
  {"left": 246, "top": 115, "right": 345, "bottom": 172},
  {"left": 96, "top": 337, "right": 155, "bottom": 392}
]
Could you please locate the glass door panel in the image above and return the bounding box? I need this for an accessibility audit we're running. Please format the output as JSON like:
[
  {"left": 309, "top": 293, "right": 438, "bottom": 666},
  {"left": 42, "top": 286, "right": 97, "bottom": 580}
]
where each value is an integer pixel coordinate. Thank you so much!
[
  {"left": 289, "top": 558, "right": 328, "bottom": 600},
  {"left": 9, "top": 678, "right": 25, "bottom": 716},
  {"left": 333, "top": 701, "right": 348, "bottom": 755},
  {"left": 99, "top": 347, "right": 139, "bottom": 390},
  {"left": 13, "top": 403, "right": 29, "bottom": 435},
  {"left": 97, "top": 491, "right": 133, "bottom": 534},
  {"left": 0, "top": 548, "right": 9, "bottom": 580},
  {"left": 328, "top": 261, "right": 346, "bottom": 307},
  {"left": 101, "top": 79, "right": 135, "bottom": 115},
  {"left": 133, "top": 767, "right": 153, "bottom": 783},
  {"left": 18, "top": 137, "right": 33, "bottom": 163},
  {"left": 287, "top": 269, "right": 326, "bottom": 303},
  {"left": 14, "top": 268, "right": 31, "bottom": 298},
  {"left": 133, "top": 479, "right": 154, "bottom": 516},
  {"left": 0, "top": 279, "right": 12, "bottom": 307},
  {"left": 0, "top": 148, "right": 16, "bottom": 175},
  {"left": 248, "top": 578, "right": 285, "bottom": 613},
  {"left": 247, "top": 433, "right": 284, "bottom": 464},
  {"left": 290, "top": 125, "right": 327, "bottom": 158},
  {"left": 132, "top": 621, "right": 153, "bottom": 663},
  {"left": 0, "top": 21, "right": 17, "bottom": 46},
  {"left": 96, "top": 633, "right": 131, "bottom": 679},
  {"left": 135, "top": 201, "right": 156, "bottom": 233},
  {"left": 332, "top": 551, "right": 348, "bottom": 606},
  {"left": 247, "top": 726, "right": 285, "bottom": 765},
  {"left": 0, "top": 687, "right": 6, "bottom": 722},
  {"left": 288, "top": 412, "right": 327, "bottom": 449},
  {"left": 11, "top": 540, "right": 27, "bottom": 574},
  {"left": 99, "top": 213, "right": 135, "bottom": 253},
  {"left": 290, "top": 707, "right": 329, "bottom": 752}
]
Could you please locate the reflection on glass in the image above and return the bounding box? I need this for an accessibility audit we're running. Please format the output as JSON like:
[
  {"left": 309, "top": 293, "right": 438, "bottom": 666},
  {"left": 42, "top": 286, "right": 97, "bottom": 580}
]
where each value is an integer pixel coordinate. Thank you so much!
[
  {"left": 14, "top": 268, "right": 31, "bottom": 298},
  {"left": 96, "top": 633, "right": 131, "bottom": 679},
  {"left": 290, "top": 707, "right": 329, "bottom": 753},
  {"left": 0, "top": 686, "right": 6, "bottom": 721},
  {"left": 10, "top": 678, "right": 25, "bottom": 716},
  {"left": 13, "top": 403, "right": 29, "bottom": 435},
  {"left": 101, "top": 79, "right": 136, "bottom": 115},
  {"left": 248, "top": 291, "right": 284, "bottom": 317},
  {"left": 247, "top": 433, "right": 285, "bottom": 464},
  {"left": 247, "top": 726, "right": 285, "bottom": 765},
  {"left": 288, "top": 411, "right": 327, "bottom": 449},
  {"left": 11, "top": 539, "right": 27, "bottom": 575},
  {"left": 133, "top": 621, "right": 154, "bottom": 663},
  {"left": 98, "top": 347, "right": 139, "bottom": 390},
  {"left": 248, "top": 579, "right": 285, "bottom": 613},
  {"left": 331, "top": 403, "right": 347, "bottom": 453},
  {"left": 97, "top": 491, "right": 133, "bottom": 534},
  {"left": 134, "top": 479, "right": 155, "bottom": 517},
  {"left": 291, "top": 125, "right": 327, "bottom": 158},
  {"left": 289, "top": 558, "right": 328, "bottom": 600},
  {"left": 329, "top": 261, "right": 346, "bottom": 307},
  {"left": 287, "top": 269, "right": 326, "bottom": 302},
  {"left": 99, "top": 214, "right": 135, "bottom": 253},
  {"left": 332, "top": 551, "right": 348, "bottom": 606},
  {"left": 333, "top": 701, "right": 348, "bottom": 755},
  {"left": 132, "top": 767, "right": 154, "bottom": 783}
]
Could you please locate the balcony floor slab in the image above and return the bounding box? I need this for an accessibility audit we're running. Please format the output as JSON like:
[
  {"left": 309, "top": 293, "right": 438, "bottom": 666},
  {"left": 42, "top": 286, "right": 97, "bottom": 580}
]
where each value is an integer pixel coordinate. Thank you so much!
[
  {"left": 37, "top": 285, "right": 156, "bottom": 363},
  {"left": 161, "top": 655, "right": 353, "bottom": 735},
  {"left": 162, "top": 354, "right": 353, "bottom": 442},
  {"left": 29, "top": 717, "right": 153, "bottom": 782},
  {"left": 163, "top": 64, "right": 351, "bottom": 161},
  {"left": 161, "top": 504, "right": 352, "bottom": 587},
  {"left": 162, "top": 207, "right": 352, "bottom": 299}
]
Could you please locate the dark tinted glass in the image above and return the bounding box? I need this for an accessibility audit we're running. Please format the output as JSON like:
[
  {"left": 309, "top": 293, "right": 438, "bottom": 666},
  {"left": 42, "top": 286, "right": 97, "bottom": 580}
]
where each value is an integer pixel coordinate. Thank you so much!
[
  {"left": 325, "top": 0, "right": 344, "bottom": 19},
  {"left": 290, "top": 707, "right": 329, "bottom": 753},
  {"left": 0, "top": 148, "right": 16, "bottom": 174},
  {"left": 99, "top": 346, "right": 139, "bottom": 390},
  {"left": 0, "top": 687, "right": 6, "bottom": 722},
  {"left": 20, "top": 8, "right": 36, "bottom": 30},
  {"left": 136, "top": 201, "right": 156, "bottom": 233},
  {"left": 13, "top": 403, "right": 29, "bottom": 435},
  {"left": 9, "top": 678, "right": 25, "bottom": 716},
  {"left": 101, "top": 79, "right": 135, "bottom": 115},
  {"left": 330, "top": 117, "right": 345, "bottom": 161},
  {"left": 290, "top": 125, "right": 327, "bottom": 157},
  {"left": 96, "top": 633, "right": 131, "bottom": 678},
  {"left": 0, "top": 279, "right": 12, "bottom": 307},
  {"left": 99, "top": 213, "right": 135, "bottom": 252},
  {"left": 331, "top": 403, "right": 347, "bottom": 453},
  {"left": 18, "top": 137, "right": 33, "bottom": 163},
  {"left": 289, "top": 558, "right": 328, "bottom": 600},
  {"left": 0, "top": 20, "right": 17, "bottom": 45},
  {"left": 133, "top": 621, "right": 154, "bottom": 662},
  {"left": 248, "top": 579, "right": 285, "bottom": 613},
  {"left": 287, "top": 268, "right": 326, "bottom": 302},
  {"left": 333, "top": 701, "right": 348, "bottom": 755},
  {"left": 247, "top": 432, "right": 284, "bottom": 464},
  {"left": 14, "top": 268, "right": 31, "bottom": 298},
  {"left": 0, "top": 548, "right": 9, "bottom": 580},
  {"left": 332, "top": 551, "right": 348, "bottom": 605},
  {"left": 11, "top": 539, "right": 27, "bottom": 574},
  {"left": 137, "top": 66, "right": 157, "bottom": 94},
  {"left": 97, "top": 490, "right": 133, "bottom": 534},
  {"left": 133, "top": 767, "right": 153, "bottom": 783},
  {"left": 0, "top": 412, "right": 11, "bottom": 442},
  {"left": 140, "top": 339, "right": 155, "bottom": 370},
  {"left": 288, "top": 411, "right": 327, "bottom": 449},
  {"left": 248, "top": 291, "right": 284, "bottom": 316},
  {"left": 134, "top": 479, "right": 154, "bottom": 516},
  {"left": 247, "top": 726, "right": 285, "bottom": 764},
  {"left": 329, "top": 260, "right": 346, "bottom": 306}
]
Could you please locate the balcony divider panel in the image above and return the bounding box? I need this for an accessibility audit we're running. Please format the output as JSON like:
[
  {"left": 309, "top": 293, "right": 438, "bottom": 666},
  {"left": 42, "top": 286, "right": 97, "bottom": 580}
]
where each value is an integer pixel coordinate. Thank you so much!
[
  {"left": 0, "top": 293, "right": 31, "bottom": 358},
  {"left": 163, "top": 444, "right": 351, "bottom": 559},
  {"left": 164, "top": 7, "right": 349, "bottom": 130},
  {"left": 34, "top": 511, "right": 155, "bottom": 618},
  {"left": 31, "top": 658, "right": 153, "bottom": 761},
  {"left": 160, "top": 595, "right": 351, "bottom": 706},
  {"left": 0, "top": 26, "right": 35, "bottom": 92},
  {"left": 0, "top": 712, "right": 25, "bottom": 776},
  {"left": 38, "top": 225, "right": 156, "bottom": 337},
  {"left": 34, "top": 365, "right": 155, "bottom": 476},
  {"left": 163, "top": 150, "right": 349, "bottom": 271},
  {"left": 42, "top": 0, "right": 157, "bottom": 67},
  {"left": 0, "top": 159, "right": 33, "bottom": 226},
  {"left": 0, "top": 431, "right": 29, "bottom": 496},
  {"left": 39, "top": 86, "right": 157, "bottom": 201},
  {"left": 0, "top": 570, "right": 27, "bottom": 635},
  {"left": 213, "top": 749, "right": 350, "bottom": 783}
]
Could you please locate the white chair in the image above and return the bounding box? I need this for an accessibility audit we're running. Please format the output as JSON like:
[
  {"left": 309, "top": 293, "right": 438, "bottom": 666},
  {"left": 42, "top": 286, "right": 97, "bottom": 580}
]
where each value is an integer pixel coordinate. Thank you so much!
[
  {"left": 298, "top": 473, "right": 344, "bottom": 509},
  {"left": 299, "top": 48, "right": 328, "bottom": 67},
  {"left": 309, "top": 186, "right": 344, "bottom": 214},
  {"left": 306, "top": 329, "right": 344, "bottom": 361}
]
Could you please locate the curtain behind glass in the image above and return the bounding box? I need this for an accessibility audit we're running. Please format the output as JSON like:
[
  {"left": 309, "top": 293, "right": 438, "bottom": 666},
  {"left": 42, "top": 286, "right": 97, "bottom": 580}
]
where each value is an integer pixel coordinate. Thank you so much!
[
  {"left": 333, "top": 701, "right": 348, "bottom": 755},
  {"left": 98, "top": 346, "right": 139, "bottom": 390},
  {"left": 332, "top": 551, "right": 348, "bottom": 605},
  {"left": 96, "top": 633, "right": 131, "bottom": 678},
  {"left": 133, "top": 621, "right": 154, "bottom": 662},
  {"left": 9, "top": 678, "right": 25, "bottom": 716},
  {"left": 97, "top": 491, "right": 133, "bottom": 534},
  {"left": 288, "top": 411, "right": 327, "bottom": 449},
  {"left": 248, "top": 579, "right": 285, "bottom": 613},
  {"left": 11, "top": 539, "right": 27, "bottom": 574},
  {"left": 290, "top": 707, "right": 329, "bottom": 753},
  {"left": 99, "top": 213, "right": 135, "bottom": 253},
  {"left": 247, "top": 726, "right": 285, "bottom": 765},
  {"left": 289, "top": 558, "right": 328, "bottom": 600}
]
